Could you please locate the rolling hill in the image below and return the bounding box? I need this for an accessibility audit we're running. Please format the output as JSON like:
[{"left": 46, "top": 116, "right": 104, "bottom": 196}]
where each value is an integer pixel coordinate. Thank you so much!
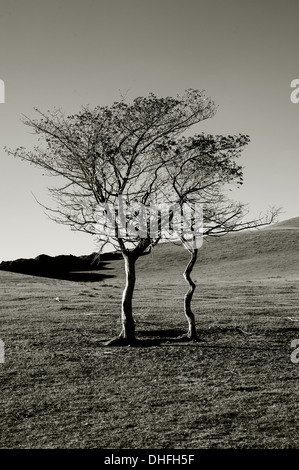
[
  {"left": 263, "top": 216, "right": 299, "bottom": 230},
  {"left": 0, "top": 217, "right": 298, "bottom": 450},
  {"left": 116, "top": 216, "right": 299, "bottom": 283},
  {"left": 0, "top": 216, "right": 298, "bottom": 283}
]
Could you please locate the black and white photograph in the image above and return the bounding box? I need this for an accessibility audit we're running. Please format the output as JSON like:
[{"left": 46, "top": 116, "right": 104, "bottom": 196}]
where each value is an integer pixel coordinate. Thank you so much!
[{"left": 0, "top": 0, "right": 298, "bottom": 457}]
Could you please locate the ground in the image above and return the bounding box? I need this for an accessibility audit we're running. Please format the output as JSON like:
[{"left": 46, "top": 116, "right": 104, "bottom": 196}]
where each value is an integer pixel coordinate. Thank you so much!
[{"left": 0, "top": 224, "right": 298, "bottom": 449}]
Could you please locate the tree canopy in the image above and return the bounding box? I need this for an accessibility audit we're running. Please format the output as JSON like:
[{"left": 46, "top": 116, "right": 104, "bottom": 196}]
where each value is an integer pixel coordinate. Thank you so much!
[{"left": 6, "top": 89, "right": 277, "bottom": 345}]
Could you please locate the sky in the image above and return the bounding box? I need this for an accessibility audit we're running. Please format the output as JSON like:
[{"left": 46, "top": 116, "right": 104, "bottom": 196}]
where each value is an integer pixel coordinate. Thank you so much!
[{"left": 0, "top": 0, "right": 299, "bottom": 261}]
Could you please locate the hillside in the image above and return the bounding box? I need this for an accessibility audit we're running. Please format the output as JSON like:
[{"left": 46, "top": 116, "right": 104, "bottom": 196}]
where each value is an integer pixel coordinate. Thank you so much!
[
  {"left": 0, "top": 218, "right": 298, "bottom": 450},
  {"left": 263, "top": 216, "right": 299, "bottom": 230},
  {"left": 117, "top": 218, "right": 299, "bottom": 283},
  {"left": 1, "top": 217, "right": 298, "bottom": 282}
]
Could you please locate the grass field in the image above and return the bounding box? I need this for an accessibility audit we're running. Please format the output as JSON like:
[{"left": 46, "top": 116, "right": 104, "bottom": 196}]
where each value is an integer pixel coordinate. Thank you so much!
[{"left": 0, "top": 220, "right": 299, "bottom": 449}]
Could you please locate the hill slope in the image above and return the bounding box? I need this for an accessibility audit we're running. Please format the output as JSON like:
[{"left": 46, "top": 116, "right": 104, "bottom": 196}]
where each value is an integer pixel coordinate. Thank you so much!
[
  {"left": 129, "top": 218, "right": 299, "bottom": 283},
  {"left": 263, "top": 216, "right": 299, "bottom": 230},
  {"left": 1, "top": 217, "right": 298, "bottom": 282},
  {"left": 0, "top": 218, "right": 298, "bottom": 449}
]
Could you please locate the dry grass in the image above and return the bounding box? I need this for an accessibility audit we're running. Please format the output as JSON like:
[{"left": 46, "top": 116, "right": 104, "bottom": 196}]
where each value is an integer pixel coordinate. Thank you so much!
[{"left": 0, "top": 226, "right": 299, "bottom": 449}]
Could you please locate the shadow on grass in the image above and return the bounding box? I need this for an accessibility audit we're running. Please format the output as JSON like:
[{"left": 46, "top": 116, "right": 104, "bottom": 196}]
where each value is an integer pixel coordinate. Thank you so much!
[
  {"left": 117, "top": 328, "right": 274, "bottom": 348},
  {"left": 140, "top": 328, "right": 186, "bottom": 338},
  {"left": 0, "top": 269, "right": 115, "bottom": 282},
  {"left": 51, "top": 271, "right": 116, "bottom": 282},
  {"left": 102, "top": 329, "right": 204, "bottom": 347}
]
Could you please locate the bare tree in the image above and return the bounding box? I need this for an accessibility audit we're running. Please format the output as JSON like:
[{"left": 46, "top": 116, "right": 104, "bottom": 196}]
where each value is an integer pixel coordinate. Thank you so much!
[
  {"left": 156, "top": 133, "right": 279, "bottom": 340},
  {"left": 6, "top": 90, "right": 216, "bottom": 345}
]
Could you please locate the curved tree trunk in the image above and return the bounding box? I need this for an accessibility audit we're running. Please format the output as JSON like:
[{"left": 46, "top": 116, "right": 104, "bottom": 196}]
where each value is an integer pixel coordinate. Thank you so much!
[
  {"left": 105, "top": 251, "right": 137, "bottom": 346},
  {"left": 119, "top": 252, "right": 137, "bottom": 344},
  {"left": 105, "top": 239, "right": 153, "bottom": 346},
  {"left": 183, "top": 248, "right": 198, "bottom": 340}
]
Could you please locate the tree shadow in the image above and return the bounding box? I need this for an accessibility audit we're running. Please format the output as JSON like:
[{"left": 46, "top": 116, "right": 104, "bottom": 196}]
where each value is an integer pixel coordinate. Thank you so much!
[
  {"left": 130, "top": 338, "right": 165, "bottom": 347},
  {"left": 140, "top": 328, "right": 186, "bottom": 339},
  {"left": 102, "top": 329, "right": 204, "bottom": 347},
  {"left": 138, "top": 328, "right": 205, "bottom": 345}
]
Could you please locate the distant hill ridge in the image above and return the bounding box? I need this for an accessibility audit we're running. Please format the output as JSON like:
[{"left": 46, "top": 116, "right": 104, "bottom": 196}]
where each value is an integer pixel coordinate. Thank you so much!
[
  {"left": 263, "top": 216, "right": 299, "bottom": 230},
  {"left": 0, "top": 251, "right": 122, "bottom": 278}
]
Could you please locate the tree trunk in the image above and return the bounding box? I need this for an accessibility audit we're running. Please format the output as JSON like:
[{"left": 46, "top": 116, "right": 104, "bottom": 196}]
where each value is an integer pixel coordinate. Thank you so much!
[
  {"left": 105, "top": 240, "right": 153, "bottom": 346},
  {"left": 119, "top": 252, "right": 137, "bottom": 344},
  {"left": 105, "top": 251, "right": 137, "bottom": 346},
  {"left": 183, "top": 248, "right": 198, "bottom": 340}
]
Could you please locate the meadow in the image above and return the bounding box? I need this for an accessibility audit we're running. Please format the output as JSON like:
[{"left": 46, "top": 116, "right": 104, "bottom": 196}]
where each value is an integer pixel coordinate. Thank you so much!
[{"left": 0, "top": 219, "right": 298, "bottom": 449}]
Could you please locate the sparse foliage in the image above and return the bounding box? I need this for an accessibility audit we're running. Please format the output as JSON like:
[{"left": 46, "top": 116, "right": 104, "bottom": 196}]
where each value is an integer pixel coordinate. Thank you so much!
[
  {"left": 7, "top": 89, "right": 217, "bottom": 345},
  {"left": 7, "top": 90, "right": 279, "bottom": 344},
  {"left": 157, "top": 133, "right": 279, "bottom": 340}
]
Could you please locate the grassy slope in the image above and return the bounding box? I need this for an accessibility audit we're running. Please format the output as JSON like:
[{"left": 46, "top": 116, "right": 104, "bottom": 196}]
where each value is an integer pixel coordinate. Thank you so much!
[{"left": 0, "top": 220, "right": 298, "bottom": 449}]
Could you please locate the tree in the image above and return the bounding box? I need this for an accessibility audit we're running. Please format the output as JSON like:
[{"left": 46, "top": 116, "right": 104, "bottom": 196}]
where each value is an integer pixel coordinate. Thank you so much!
[
  {"left": 156, "top": 133, "right": 279, "bottom": 340},
  {"left": 6, "top": 89, "right": 216, "bottom": 346}
]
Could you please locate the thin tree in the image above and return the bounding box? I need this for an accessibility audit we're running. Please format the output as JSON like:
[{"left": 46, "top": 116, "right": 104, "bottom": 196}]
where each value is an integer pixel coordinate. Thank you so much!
[
  {"left": 6, "top": 90, "right": 216, "bottom": 345},
  {"left": 156, "top": 133, "right": 279, "bottom": 340}
]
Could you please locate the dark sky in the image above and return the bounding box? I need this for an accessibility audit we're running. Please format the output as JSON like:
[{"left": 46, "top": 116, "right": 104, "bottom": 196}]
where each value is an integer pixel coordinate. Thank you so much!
[{"left": 1, "top": 0, "right": 299, "bottom": 260}]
